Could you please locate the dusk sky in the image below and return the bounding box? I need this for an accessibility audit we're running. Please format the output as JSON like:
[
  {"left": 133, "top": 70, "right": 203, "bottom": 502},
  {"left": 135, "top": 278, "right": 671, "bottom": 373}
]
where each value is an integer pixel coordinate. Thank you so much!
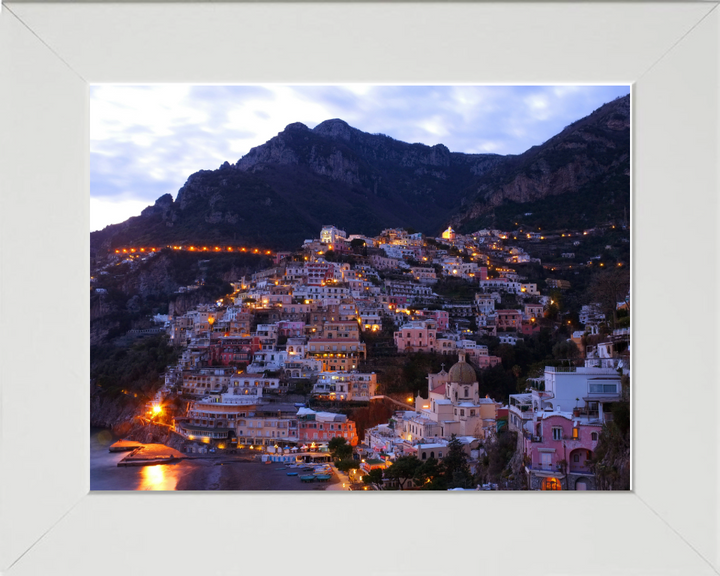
[{"left": 90, "top": 84, "right": 630, "bottom": 232}]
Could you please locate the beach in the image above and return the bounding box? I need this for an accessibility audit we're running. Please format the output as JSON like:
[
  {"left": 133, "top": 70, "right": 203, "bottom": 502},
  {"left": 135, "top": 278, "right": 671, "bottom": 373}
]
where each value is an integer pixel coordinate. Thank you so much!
[{"left": 91, "top": 429, "right": 340, "bottom": 491}]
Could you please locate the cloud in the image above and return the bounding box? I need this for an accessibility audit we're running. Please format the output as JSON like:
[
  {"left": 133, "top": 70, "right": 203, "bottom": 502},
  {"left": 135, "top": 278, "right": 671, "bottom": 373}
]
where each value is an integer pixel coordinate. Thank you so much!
[{"left": 90, "top": 196, "right": 152, "bottom": 232}]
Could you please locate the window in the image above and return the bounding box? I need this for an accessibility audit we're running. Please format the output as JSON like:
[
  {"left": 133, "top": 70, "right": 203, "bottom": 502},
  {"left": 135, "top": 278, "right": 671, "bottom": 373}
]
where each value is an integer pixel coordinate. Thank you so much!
[
  {"left": 591, "top": 432, "right": 598, "bottom": 441},
  {"left": 552, "top": 427, "right": 562, "bottom": 440},
  {"left": 573, "top": 454, "right": 580, "bottom": 462},
  {"left": 460, "top": 409, "right": 465, "bottom": 417},
  {"left": 572, "top": 428, "right": 578, "bottom": 439},
  {"left": 589, "top": 383, "right": 617, "bottom": 394},
  {"left": 542, "top": 478, "right": 562, "bottom": 491}
]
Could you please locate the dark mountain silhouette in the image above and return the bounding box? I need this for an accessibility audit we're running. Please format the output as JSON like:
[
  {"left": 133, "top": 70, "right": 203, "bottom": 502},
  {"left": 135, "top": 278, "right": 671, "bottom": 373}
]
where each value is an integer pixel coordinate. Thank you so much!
[{"left": 90, "top": 94, "right": 629, "bottom": 255}]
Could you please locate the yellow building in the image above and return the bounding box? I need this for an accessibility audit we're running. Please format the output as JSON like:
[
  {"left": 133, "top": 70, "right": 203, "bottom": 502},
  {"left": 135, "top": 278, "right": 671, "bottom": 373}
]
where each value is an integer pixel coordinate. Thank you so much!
[
  {"left": 407, "top": 353, "right": 498, "bottom": 439},
  {"left": 441, "top": 226, "right": 456, "bottom": 241}
]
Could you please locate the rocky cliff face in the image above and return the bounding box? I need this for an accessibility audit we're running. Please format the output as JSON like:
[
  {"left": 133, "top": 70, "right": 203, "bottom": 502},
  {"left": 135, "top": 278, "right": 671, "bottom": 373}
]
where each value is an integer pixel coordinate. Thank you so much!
[
  {"left": 90, "top": 95, "right": 629, "bottom": 253},
  {"left": 91, "top": 388, "right": 191, "bottom": 450},
  {"left": 91, "top": 387, "right": 143, "bottom": 429},
  {"left": 453, "top": 95, "right": 630, "bottom": 230}
]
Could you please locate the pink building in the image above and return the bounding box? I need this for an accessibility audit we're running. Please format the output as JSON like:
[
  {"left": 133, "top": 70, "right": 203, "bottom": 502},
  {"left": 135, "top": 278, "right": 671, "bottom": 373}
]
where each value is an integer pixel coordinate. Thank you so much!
[
  {"left": 389, "top": 295, "right": 410, "bottom": 308},
  {"left": 417, "top": 309, "right": 450, "bottom": 331},
  {"left": 277, "top": 321, "right": 305, "bottom": 337},
  {"left": 305, "top": 262, "right": 335, "bottom": 286},
  {"left": 519, "top": 320, "right": 541, "bottom": 336},
  {"left": 523, "top": 413, "right": 601, "bottom": 490},
  {"left": 394, "top": 321, "right": 437, "bottom": 353},
  {"left": 496, "top": 309, "right": 523, "bottom": 330},
  {"left": 472, "top": 354, "right": 502, "bottom": 368}
]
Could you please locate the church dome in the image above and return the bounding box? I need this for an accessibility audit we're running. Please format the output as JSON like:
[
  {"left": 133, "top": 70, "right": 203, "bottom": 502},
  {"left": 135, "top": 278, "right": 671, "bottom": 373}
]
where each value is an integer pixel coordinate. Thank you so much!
[{"left": 447, "top": 353, "right": 476, "bottom": 384}]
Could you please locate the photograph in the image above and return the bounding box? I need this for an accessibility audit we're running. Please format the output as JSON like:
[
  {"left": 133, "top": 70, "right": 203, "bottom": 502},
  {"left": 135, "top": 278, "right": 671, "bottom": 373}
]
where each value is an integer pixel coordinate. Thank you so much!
[{"left": 90, "top": 84, "right": 631, "bottom": 492}]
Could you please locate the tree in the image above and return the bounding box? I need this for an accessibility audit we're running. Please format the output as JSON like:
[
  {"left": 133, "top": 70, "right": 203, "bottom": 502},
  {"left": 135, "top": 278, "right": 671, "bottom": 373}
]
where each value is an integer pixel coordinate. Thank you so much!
[
  {"left": 414, "top": 457, "right": 444, "bottom": 490},
  {"left": 552, "top": 339, "right": 580, "bottom": 360},
  {"left": 587, "top": 268, "right": 630, "bottom": 328},
  {"left": 588, "top": 400, "right": 630, "bottom": 490},
  {"left": 442, "top": 435, "right": 474, "bottom": 489},
  {"left": 545, "top": 302, "right": 559, "bottom": 320},
  {"left": 477, "top": 431, "right": 523, "bottom": 489},
  {"left": 328, "top": 437, "right": 353, "bottom": 461},
  {"left": 336, "top": 459, "right": 360, "bottom": 473},
  {"left": 362, "top": 468, "right": 384, "bottom": 489},
  {"left": 384, "top": 456, "right": 422, "bottom": 490},
  {"left": 479, "top": 364, "right": 517, "bottom": 403}
]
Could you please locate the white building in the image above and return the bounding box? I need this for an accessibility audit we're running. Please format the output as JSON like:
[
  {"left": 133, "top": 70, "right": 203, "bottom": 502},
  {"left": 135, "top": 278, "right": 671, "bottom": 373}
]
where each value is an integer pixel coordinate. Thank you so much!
[
  {"left": 312, "top": 371, "right": 378, "bottom": 401},
  {"left": 246, "top": 349, "right": 287, "bottom": 374},
  {"left": 541, "top": 365, "right": 621, "bottom": 415},
  {"left": 580, "top": 303, "right": 605, "bottom": 325},
  {"left": 229, "top": 373, "right": 281, "bottom": 395},
  {"left": 320, "top": 225, "right": 347, "bottom": 246}
]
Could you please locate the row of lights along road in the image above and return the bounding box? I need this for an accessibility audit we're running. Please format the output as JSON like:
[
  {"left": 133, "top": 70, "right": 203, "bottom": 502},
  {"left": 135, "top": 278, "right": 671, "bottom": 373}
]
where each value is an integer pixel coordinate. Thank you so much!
[{"left": 113, "top": 246, "right": 274, "bottom": 255}]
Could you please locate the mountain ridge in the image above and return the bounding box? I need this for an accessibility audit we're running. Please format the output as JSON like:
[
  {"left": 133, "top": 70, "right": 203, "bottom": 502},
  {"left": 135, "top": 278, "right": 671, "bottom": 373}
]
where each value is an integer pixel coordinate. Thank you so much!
[{"left": 91, "top": 94, "right": 629, "bottom": 255}]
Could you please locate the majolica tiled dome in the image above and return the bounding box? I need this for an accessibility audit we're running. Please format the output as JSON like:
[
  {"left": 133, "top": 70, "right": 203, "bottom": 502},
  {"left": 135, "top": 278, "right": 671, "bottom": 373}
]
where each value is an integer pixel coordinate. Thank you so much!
[{"left": 448, "top": 354, "right": 476, "bottom": 384}]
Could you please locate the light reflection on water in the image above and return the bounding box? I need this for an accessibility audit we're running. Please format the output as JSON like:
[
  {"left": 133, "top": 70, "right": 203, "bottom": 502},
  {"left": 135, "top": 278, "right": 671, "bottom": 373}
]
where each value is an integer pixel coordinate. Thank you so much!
[
  {"left": 92, "top": 428, "right": 188, "bottom": 491},
  {"left": 139, "top": 464, "right": 179, "bottom": 491}
]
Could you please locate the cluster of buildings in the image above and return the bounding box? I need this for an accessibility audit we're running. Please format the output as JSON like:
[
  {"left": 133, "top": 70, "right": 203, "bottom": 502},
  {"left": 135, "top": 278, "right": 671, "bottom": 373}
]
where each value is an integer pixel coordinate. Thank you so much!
[
  {"left": 360, "top": 344, "right": 629, "bottom": 491},
  {"left": 141, "top": 224, "right": 628, "bottom": 488},
  {"left": 363, "top": 353, "right": 501, "bottom": 466},
  {"left": 507, "top": 357, "right": 628, "bottom": 490}
]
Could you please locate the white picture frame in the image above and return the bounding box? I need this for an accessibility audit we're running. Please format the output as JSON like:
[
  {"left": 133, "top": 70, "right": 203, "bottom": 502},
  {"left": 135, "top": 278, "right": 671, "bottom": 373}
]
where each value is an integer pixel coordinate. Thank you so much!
[{"left": 1, "top": 2, "right": 718, "bottom": 575}]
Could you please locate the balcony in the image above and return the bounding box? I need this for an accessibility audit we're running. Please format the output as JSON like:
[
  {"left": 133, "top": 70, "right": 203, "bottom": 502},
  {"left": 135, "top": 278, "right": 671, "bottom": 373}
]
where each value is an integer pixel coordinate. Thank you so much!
[
  {"left": 547, "top": 366, "right": 577, "bottom": 373},
  {"left": 509, "top": 404, "right": 534, "bottom": 420},
  {"left": 523, "top": 432, "right": 543, "bottom": 443},
  {"left": 526, "top": 463, "right": 562, "bottom": 473}
]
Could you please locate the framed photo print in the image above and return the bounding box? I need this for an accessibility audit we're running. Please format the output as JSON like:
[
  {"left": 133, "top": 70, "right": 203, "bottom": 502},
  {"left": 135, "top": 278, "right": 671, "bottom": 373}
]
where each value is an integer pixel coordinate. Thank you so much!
[{"left": 1, "top": 2, "right": 718, "bottom": 575}]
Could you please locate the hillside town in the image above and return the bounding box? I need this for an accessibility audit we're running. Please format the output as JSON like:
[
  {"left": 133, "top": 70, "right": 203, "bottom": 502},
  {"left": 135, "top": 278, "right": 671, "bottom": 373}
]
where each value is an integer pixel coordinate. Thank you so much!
[{"left": 95, "top": 222, "right": 630, "bottom": 491}]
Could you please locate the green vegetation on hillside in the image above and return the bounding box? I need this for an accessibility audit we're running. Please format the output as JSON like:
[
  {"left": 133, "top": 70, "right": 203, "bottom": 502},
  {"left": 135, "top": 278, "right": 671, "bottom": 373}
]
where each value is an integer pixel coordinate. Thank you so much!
[{"left": 91, "top": 335, "right": 179, "bottom": 399}]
